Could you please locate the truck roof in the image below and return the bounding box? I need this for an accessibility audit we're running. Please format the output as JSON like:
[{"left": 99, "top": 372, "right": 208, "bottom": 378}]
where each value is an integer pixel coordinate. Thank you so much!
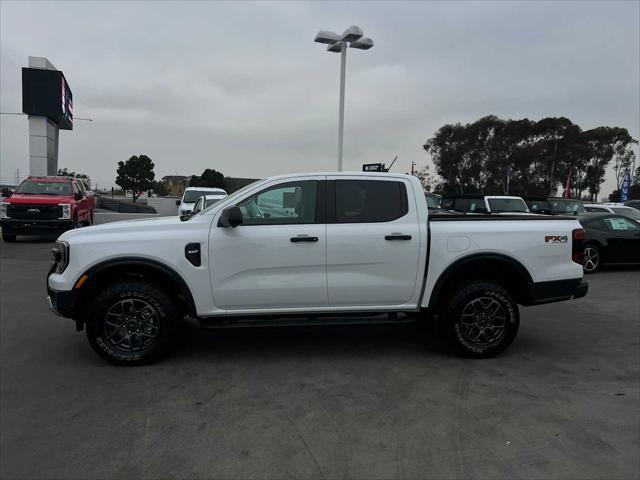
[{"left": 263, "top": 172, "right": 417, "bottom": 181}]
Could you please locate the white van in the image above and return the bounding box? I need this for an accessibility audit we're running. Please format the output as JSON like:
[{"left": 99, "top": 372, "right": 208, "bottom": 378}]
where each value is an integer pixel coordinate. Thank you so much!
[{"left": 177, "top": 187, "right": 227, "bottom": 215}]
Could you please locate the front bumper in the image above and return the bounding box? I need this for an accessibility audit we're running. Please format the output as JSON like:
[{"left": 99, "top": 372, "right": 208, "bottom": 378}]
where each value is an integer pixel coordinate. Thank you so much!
[
  {"left": 47, "top": 288, "right": 76, "bottom": 319},
  {"left": 1, "top": 218, "right": 74, "bottom": 234},
  {"left": 524, "top": 278, "right": 588, "bottom": 306}
]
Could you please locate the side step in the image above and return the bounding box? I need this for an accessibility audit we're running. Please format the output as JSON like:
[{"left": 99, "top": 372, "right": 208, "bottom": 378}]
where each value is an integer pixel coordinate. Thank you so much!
[{"left": 198, "top": 312, "right": 417, "bottom": 329}]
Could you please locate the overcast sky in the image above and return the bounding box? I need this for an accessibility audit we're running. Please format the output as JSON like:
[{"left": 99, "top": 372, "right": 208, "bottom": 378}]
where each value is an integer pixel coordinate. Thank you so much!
[{"left": 1, "top": 0, "right": 638, "bottom": 195}]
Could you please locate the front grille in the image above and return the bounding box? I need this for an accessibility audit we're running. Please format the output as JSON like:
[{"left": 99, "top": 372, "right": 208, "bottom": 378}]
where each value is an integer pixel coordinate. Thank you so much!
[{"left": 7, "top": 204, "right": 62, "bottom": 220}]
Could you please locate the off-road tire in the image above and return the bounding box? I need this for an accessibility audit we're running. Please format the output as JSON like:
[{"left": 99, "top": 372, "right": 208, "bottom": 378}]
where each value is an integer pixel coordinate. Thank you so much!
[
  {"left": 438, "top": 281, "right": 519, "bottom": 358},
  {"left": 85, "top": 281, "right": 178, "bottom": 365}
]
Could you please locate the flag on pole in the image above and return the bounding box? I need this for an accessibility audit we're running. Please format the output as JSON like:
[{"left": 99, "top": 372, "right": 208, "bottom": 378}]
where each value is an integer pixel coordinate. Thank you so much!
[
  {"left": 620, "top": 169, "right": 631, "bottom": 202},
  {"left": 563, "top": 169, "right": 571, "bottom": 198}
]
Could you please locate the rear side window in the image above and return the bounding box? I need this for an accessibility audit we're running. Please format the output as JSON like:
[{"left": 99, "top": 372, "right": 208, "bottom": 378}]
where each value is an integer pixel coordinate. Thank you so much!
[{"left": 335, "top": 180, "right": 408, "bottom": 223}]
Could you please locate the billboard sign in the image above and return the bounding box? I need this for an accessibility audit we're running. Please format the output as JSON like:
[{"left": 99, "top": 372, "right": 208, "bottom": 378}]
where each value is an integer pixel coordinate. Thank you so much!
[{"left": 22, "top": 68, "right": 73, "bottom": 130}]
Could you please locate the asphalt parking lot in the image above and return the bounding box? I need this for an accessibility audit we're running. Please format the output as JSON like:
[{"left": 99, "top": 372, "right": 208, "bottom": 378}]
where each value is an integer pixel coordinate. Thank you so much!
[{"left": 1, "top": 212, "right": 639, "bottom": 480}]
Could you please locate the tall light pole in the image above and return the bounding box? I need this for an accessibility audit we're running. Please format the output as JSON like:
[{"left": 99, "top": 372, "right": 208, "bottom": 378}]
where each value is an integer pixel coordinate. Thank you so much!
[{"left": 314, "top": 26, "right": 374, "bottom": 171}]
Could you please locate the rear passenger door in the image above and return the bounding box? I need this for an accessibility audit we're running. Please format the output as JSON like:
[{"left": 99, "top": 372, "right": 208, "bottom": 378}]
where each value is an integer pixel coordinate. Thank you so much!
[
  {"left": 326, "top": 176, "right": 421, "bottom": 307},
  {"left": 604, "top": 216, "right": 640, "bottom": 262}
]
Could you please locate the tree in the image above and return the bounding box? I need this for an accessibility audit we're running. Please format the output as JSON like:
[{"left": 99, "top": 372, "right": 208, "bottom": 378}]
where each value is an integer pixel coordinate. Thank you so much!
[
  {"left": 150, "top": 180, "right": 168, "bottom": 196},
  {"left": 190, "top": 169, "right": 224, "bottom": 188},
  {"left": 57, "top": 168, "right": 88, "bottom": 178},
  {"left": 412, "top": 165, "right": 434, "bottom": 191},
  {"left": 115, "top": 155, "right": 155, "bottom": 202},
  {"left": 423, "top": 116, "right": 636, "bottom": 198}
]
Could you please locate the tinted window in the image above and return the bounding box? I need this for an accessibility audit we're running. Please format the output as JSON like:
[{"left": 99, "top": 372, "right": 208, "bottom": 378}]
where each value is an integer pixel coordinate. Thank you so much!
[
  {"left": 585, "top": 206, "right": 608, "bottom": 213},
  {"left": 585, "top": 219, "right": 609, "bottom": 231},
  {"left": 336, "top": 180, "right": 407, "bottom": 223},
  {"left": 612, "top": 207, "right": 640, "bottom": 220},
  {"left": 238, "top": 180, "right": 317, "bottom": 225}
]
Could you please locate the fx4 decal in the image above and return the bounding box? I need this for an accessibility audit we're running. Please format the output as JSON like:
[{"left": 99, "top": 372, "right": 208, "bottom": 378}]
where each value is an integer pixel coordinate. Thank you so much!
[{"left": 545, "top": 235, "right": 568, "bottom": 243}]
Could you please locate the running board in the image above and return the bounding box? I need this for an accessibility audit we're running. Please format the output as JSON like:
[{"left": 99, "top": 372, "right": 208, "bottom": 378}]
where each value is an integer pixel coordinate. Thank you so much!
[{"left": 198, "top": 312, "right": 416, "bottom": 329}]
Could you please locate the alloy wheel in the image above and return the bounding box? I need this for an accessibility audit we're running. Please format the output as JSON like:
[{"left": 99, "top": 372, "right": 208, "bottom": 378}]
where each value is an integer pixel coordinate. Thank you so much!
[
  {"left": 103, "top": 298, "right": 161, "bottom": 352},
  {"left": 459, "top": 296, "right": 507, "bottom": 348},
  {"left": 583, "top": 247, "right": 599, "bottom": 272}
]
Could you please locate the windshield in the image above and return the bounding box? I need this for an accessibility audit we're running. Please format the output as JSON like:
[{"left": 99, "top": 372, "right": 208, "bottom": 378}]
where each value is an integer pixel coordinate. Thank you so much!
[
  {"left": 183, "top": 190, "right": 216, "bottom": 203},
  {"left": 612, "top": 207, "right": 640, "bottom": 220},
  {"left": 549, "top": 199, "right": 586, "bottom": 214},
  {"left": 199, "top": 180, "right": 261, "bottom": 215},
  {"left": 15, "top": 181, "right": 71, "bottom": 196},
  {"left": 487, "top": 198, "right": 528, "bottom": 213},
  {"left": 424, "top": 194, "right": 440, "bottom": 209}
]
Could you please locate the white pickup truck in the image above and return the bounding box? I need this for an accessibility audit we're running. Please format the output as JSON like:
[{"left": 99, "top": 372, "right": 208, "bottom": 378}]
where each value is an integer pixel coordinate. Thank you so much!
[{"left": 47, "top": 172, "right": 588, "bottom": 365}]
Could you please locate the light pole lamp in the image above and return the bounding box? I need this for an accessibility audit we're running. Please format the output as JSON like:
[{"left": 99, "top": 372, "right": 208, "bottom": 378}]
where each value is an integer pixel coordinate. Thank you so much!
[{"left": 314, "top": 26, "right": 373, "bottom": 172}]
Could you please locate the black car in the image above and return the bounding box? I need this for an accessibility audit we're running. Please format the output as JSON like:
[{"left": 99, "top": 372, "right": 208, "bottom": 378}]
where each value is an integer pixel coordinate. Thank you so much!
[
  {"left": 624, "top": 200, "right": 640, "bottom": 211},
  {"left": 578, "top": 213, "right": 640, "bottom": 273}
]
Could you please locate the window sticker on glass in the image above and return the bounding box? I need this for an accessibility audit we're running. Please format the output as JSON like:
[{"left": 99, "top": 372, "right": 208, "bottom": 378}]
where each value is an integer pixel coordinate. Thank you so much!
[{"left": 607, "top": 218, "right": 633, "bottom": 230}]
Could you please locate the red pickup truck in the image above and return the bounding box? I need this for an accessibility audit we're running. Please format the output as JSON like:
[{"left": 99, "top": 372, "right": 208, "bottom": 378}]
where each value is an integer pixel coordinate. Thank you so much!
[{"left": 1, "top": 176, "right": 96, "bottom": 242}]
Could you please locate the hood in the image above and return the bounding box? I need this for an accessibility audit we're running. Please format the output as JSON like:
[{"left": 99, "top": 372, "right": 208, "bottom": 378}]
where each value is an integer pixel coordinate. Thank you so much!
[
  {"left": 5, "top": 193, "right": 74, "bottom": 204},
  {"left": 59, "top": 215, "right": 185, "bottom": 241}
]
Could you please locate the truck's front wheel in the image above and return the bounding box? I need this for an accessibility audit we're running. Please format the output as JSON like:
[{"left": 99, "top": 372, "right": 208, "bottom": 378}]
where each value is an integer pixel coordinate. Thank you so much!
[
  {"left": 85, "top": 281, "right": 177, "bottom": 365},
  {"left": 439, "top": 281, "right": 519, "bottom": 358}
]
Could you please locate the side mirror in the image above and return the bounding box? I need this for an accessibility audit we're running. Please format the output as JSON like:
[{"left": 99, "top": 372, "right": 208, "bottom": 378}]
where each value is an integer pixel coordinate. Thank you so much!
[
  {"left": 1, "top": 189, "right": 12, "bottom": 198},
  {"left": 217, "top": 205, "right": 243, "bottom": 228},
  {"left": 176, "top": 200, "right": 181, "bottom": 206},
  {"left": 74, "top": 192, "right": 83, "bottom": 200}
]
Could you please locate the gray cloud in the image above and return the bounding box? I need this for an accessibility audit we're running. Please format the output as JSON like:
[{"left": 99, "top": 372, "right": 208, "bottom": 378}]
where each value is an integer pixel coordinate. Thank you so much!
[{"left": 1, "top": 0, "right": 638, "bottom": 195}]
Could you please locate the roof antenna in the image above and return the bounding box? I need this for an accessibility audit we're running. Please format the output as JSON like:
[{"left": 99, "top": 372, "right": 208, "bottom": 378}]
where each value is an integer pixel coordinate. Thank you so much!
[{"left": 385, "top": 156, "right": 398, "bottom": 172}]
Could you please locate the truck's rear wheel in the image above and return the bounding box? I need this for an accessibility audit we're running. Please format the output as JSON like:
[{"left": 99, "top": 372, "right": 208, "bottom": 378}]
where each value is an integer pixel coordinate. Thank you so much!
[
  {"left": 439, "top": 281, "right": 519, "bottom": 358},
  {"left": 85, "top": 281, "right": 177, "bottom": 365}
]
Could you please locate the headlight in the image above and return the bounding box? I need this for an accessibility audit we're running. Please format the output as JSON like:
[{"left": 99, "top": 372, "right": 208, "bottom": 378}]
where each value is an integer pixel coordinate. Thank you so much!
[
  {"left": 59, "top": 203, "right": 71, "bottom": 219},
  {"left": 0, "top": 202, "right": 8, "bottom": 219},
  {"left": 50, "top": 241, "right": 70, "bottom": 274}
]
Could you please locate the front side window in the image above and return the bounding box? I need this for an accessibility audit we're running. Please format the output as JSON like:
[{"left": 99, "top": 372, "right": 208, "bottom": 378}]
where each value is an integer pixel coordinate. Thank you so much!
[
  {"left": 335, "top": 180, "right": 407, "bottom": 223},
  {"left": 238, "top": 181, "right": 317, "bottom": 225}
]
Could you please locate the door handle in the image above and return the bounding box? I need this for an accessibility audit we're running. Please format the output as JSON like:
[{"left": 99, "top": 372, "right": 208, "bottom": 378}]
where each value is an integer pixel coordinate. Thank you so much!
[
  {"left": 290, "top": 235, "right": 319, "bottom": 243},
  {"left": 385, "top": 234, "right": 412, "bottom": 240}
]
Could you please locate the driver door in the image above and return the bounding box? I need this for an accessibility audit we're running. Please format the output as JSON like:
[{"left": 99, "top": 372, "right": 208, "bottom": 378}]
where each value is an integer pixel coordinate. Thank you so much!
[{"left": 209, "top": 176, "right": 327, "bottom": 311}]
